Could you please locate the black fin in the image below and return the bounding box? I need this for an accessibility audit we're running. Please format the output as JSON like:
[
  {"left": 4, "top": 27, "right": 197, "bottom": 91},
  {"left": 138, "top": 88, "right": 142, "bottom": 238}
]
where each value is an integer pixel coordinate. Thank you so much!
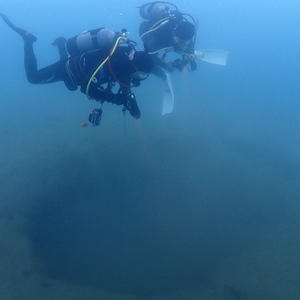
[{"left": 0, "top": 13, "right": 37, "bottom": 43}]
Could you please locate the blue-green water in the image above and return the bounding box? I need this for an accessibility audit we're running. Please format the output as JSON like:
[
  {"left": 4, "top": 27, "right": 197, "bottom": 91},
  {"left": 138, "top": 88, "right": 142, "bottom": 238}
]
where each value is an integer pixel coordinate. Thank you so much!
[{"left": 0, "top": 1, "right": 300, "bottom": 299}]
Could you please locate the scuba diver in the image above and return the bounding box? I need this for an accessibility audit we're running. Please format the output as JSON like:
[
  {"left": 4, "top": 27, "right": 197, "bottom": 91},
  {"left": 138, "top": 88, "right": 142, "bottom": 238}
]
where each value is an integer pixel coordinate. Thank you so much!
[
  {"left": 138, "top": 2, "right": 227, "bottom": 116},
  {"left": 139, "top": 1, "right": 197, "bottom": 79},
  {"left": 138, "top": 2, "right": 197, "bottom": 115},
  {"left": 0, "top": 13, "right": 153, "bottom": 123}
]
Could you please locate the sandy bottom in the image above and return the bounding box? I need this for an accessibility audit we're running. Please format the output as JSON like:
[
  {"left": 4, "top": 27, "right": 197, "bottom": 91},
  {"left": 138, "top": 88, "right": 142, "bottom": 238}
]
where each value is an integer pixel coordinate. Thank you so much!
[
  {"left": 1, "top": 144, "right": 299, "bottom": 300},
  {"left": 1, "top": 86, "right": 300, "bottom": 300},
  {"left": 1, "top": 211, "right": 300, "bottom": 300}
]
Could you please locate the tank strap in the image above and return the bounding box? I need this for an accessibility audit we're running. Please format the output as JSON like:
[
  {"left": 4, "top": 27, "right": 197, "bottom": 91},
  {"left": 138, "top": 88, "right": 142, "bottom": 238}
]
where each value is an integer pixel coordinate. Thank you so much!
[
  {"left": 89, "top": 28, "right": 104, "bottom": 49},
  {"left": 64, "top": 60, "right": 78, "bottom": 91}
]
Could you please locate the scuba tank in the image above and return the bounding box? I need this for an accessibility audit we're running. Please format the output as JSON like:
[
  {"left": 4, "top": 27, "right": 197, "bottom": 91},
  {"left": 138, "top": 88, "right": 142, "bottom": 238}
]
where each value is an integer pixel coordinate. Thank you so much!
[
  {"left": 139, "top": 2, "right": 173, "bottom": 21},
  {"left": 66, "top": 28, "right": 117, "bottom": 56}
]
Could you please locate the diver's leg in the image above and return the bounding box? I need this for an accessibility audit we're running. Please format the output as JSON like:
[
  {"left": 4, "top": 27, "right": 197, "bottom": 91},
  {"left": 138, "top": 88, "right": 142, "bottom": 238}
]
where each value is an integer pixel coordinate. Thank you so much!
[
  {"left": 22, "top": 30, "right": 65, "bottom": 84},
  {"left": 24, "top": 42, "right": 66, "bottom": 84},
  {"left": 0, "top": 13, "right": 66, "bottom": 84},
  {"left": 23, "top": 41, "right": 40, "bottom": 83}
]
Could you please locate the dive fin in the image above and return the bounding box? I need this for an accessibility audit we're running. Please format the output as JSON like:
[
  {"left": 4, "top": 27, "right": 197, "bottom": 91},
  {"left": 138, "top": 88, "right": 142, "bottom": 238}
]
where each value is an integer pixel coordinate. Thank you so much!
[
  {"left": 162, "top": 73, "right": 174, "bottom": 115},
  {"left": 0, "top": 13, "right": 18, "bottom": 31},
  {"left": 194, "top": 49, "right": 228, "bottom": 66},
  {"left": 0, "top": 13, "right": 37, "bottom": 43}
]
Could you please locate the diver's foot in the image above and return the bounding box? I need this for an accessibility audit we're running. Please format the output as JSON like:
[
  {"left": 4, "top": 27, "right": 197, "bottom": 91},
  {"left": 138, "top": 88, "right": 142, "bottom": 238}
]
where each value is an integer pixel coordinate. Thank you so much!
[
  {"left": 16, "top": 27, "right": 37, "bottom": 43},
  {"left": 51, "top": 36, "right": 66, "bottom": 46}
]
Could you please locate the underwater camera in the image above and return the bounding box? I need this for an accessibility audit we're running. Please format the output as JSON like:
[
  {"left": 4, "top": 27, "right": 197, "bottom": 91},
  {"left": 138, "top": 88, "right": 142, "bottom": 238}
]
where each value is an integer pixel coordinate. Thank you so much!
[{"left": 88, "top": 108, "right": 102, "bottom": 126}]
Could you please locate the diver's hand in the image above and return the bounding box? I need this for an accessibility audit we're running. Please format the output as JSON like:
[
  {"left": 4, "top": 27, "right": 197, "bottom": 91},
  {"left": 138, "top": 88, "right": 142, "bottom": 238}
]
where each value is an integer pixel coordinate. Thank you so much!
[
  {"left": 125, "top": 93, "right": 141, "bottom": 119},
  {"left": 190, "top": 60, "right": 197, "bottom": 71},
  {"left": 111, "top": 93, "right": 125, "bottom": 105},
  {"left": 163, "top": 61, "right": 177, "bottom": 72},
  {"left": 171, "top": 59, "right": 184, "bottom": 71},
  {"left": 94, "top": 89, "right": 115, "bottom": 102}
]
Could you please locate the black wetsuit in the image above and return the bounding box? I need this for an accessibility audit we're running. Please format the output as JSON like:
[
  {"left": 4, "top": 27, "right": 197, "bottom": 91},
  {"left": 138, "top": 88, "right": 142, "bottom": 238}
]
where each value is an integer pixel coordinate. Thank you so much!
[
  {"left": 24, "top": 40, "right": 136, "bottom": 103},
  {"left": 24, "top": 41, "right": 67, "bottom": 84},
  {"left": 0, "top": 12, "right": 144, "bottom": 118},
  {"left": 140, "top": 15, "right": 179, "bottom": 54},
  {"left": 139, "top": 12, "right": 195, "bottom": 78}
]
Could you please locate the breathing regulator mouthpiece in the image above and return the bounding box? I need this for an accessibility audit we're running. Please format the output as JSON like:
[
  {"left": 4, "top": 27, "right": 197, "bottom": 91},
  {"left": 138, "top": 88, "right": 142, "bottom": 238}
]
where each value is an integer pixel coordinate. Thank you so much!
[
  {"left": 188, "top": 53, "right": 195, "bottom": 61},
  {"left": 121, "top": 28, "right": 128, "bottom": 37}
]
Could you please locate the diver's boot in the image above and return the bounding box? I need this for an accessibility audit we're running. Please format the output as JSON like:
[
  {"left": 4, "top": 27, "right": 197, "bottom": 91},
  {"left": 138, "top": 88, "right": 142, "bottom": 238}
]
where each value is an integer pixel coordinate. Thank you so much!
[
  {"left": 0, "top": 13, "right": 37, "bottom": 43},
  {"left": 51, "top": 36, "right": 66, "bottom": 46},
  {"left": 16, "top": 28, "right": 37, "bottom": 43},
  {"left": 51, "top": 37, "right": 68, "bottom": 60}
]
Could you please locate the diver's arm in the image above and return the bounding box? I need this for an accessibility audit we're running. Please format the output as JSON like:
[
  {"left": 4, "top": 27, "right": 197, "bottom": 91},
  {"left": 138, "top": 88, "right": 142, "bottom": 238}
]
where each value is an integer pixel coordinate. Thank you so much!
[
  {"left": 80, "top": 83, "right": 115, "bottom": 102},
  {"left": 117, "top": 86, "right": 140, "bottom": 119},
  {"left": 153, "top": 55, "right": 176, "bottom": 72},
  {"left": 173, "top": 42, "right": 197, "bottom": 71}
]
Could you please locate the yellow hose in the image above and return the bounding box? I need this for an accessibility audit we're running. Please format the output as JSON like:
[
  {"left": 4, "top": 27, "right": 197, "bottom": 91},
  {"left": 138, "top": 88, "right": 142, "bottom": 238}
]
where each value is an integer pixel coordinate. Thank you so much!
[{"left": 86, "top": 36, "right": 127, "bottom": 99}]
